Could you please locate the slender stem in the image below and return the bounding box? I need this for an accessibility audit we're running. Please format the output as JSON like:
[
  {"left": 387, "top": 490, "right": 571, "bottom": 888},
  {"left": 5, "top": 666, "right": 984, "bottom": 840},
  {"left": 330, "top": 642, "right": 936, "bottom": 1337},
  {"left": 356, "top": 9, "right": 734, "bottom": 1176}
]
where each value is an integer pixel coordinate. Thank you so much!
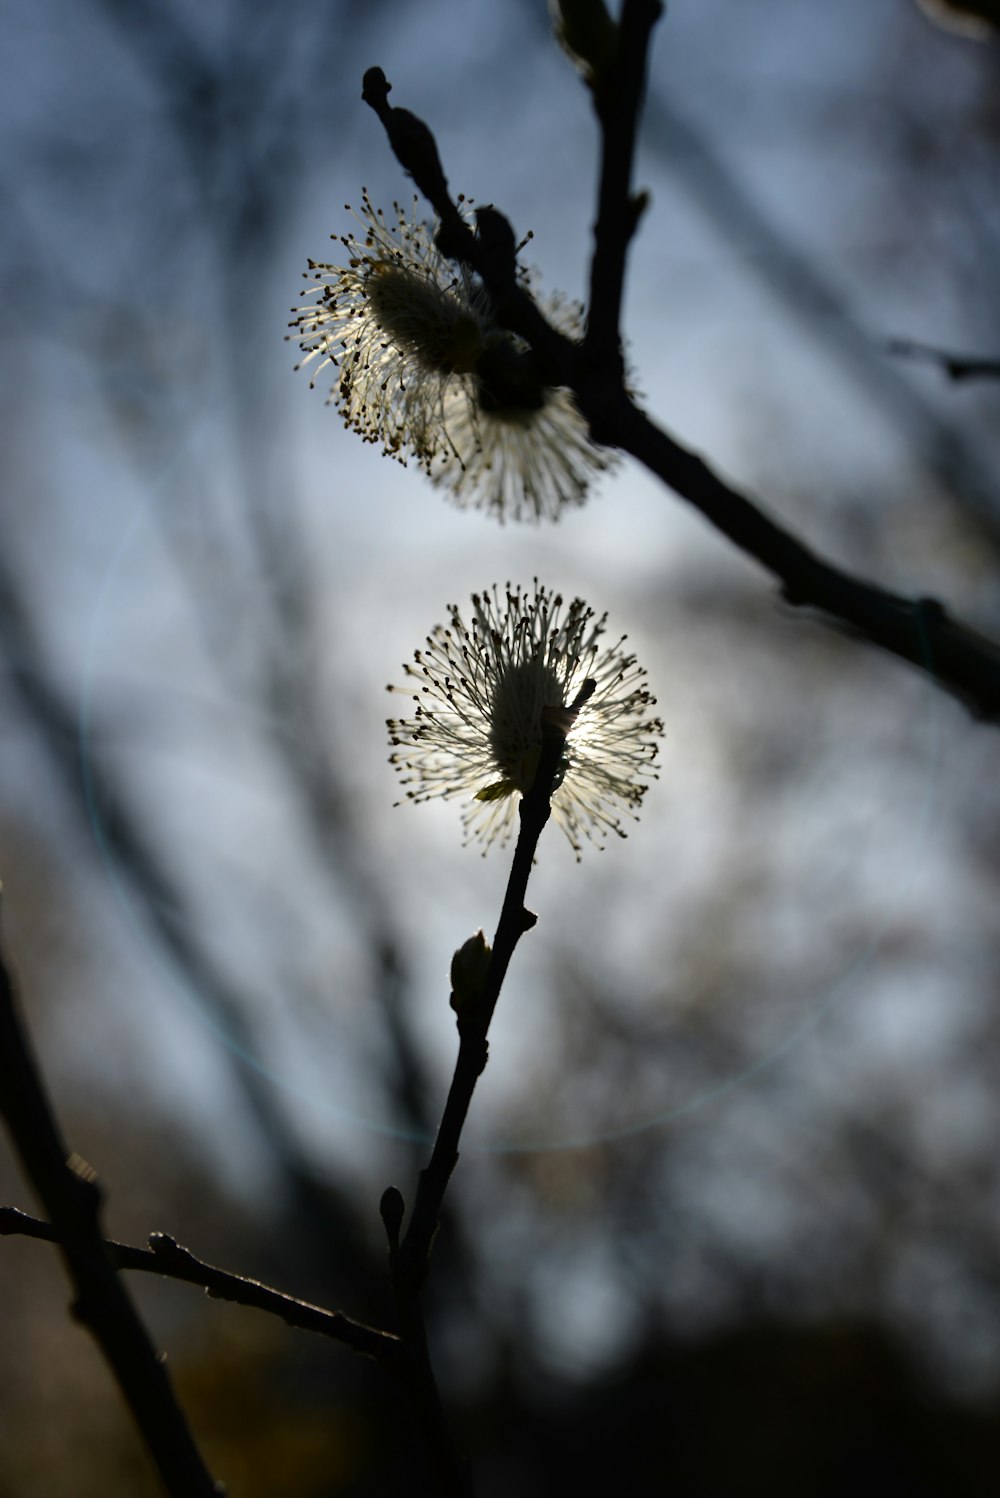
[
  {"left": 375, "top": 717, "right": 569, "bottom": 1498},
  {"left": 585, "top": 0, "right": 663, "bottom": 368},
  {"left": 610, "top": 397, "right": 1000, "bottom": 722},
  {"left": 359, "top": 68, "right": 1000, "bottom": 723},
  {"left": 0, "top": 1208, "right": 403, "bottom": 1367},
  {"left": 397, "top": 715, "right": 567, "bottom": 1283},
  {"left": 0, "top": 920, "right": 221, "bottom": 1497}
]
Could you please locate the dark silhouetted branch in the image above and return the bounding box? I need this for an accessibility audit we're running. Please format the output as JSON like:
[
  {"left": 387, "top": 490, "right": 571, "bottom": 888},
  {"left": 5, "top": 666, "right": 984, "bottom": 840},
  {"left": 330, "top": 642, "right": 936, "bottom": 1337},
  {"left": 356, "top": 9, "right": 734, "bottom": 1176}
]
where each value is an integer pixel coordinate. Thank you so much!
[
  {"left": 361, "top": 61, "right": 1000, "bottom": 726},
  {"left": 585, "top": 0, "right": 663, "bottom": 370},
  {"left": 376, "top": 711, "right": 574, "bottom": 1498},
  {"left": 394, "top": 710, "right": 569, "bottom": 1285},
  {"left": 0, "top": 919, "right": 221, "bottom": 1498},
  {"left": 0, "top": 1207, "right": 403, "bottom": 1369},
  {"left": 610, "top": 396, "right": 1000, "bottom": 723}
]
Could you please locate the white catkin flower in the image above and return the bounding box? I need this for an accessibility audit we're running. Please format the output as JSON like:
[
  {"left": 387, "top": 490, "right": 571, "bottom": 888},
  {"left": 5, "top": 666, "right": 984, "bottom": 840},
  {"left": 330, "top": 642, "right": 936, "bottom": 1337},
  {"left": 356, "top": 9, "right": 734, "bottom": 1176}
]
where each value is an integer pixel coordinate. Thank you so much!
[
  {"left": 386, "top": 582, "right": 663, "bottom": 857},
  {"left": 290, "top": 191, "right": 615, "bottom": 523}
]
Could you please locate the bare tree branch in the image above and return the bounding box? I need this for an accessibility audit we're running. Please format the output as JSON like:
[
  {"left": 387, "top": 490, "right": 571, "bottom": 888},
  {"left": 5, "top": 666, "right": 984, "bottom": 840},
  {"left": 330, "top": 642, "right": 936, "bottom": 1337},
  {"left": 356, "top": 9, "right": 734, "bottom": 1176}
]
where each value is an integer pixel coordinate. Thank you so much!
[
  {"left": 585, "top": 0, "right": 663, "bottom": 368},
  {"left": 611, "top": 395, "right": 1000, "bottom": 722},
  {"left": 361, "top": 67, "right": 1000, "bottom": 724},
  {"left": 394, "top": 709, "right": 572, "bottom": 1286},
  {"left": 0, "top": 1207, "right": 403, "bottom": 1368},
  {"left": 376, "top": 708, "right": 575, "bottom": 1498},
  {"left": 0, "top": 920, "right": 221, "bottom": 1497}
]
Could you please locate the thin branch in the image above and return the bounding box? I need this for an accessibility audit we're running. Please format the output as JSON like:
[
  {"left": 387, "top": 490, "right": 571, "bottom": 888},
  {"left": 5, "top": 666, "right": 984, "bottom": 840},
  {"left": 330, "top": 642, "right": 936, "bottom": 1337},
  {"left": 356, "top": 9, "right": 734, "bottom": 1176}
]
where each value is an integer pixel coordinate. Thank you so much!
[
  {"left": 0, "top": 1207, "right": 403, "bottom": 1369},
  {"left": 361, "top": 68, "right": 1000, "bottom": 726},
  {"left": 610, "top": 397, "right": 1000, "bottom": 723},
  {"left": 395, "top": 711, "right": 569, "bottom": 1285},
  {"left": 360, "top": 65, "right": 575, "bottom": 387},
  {"left": 585, "top": 0, "right": 663, "bottom": 368},
  {"left": 887, "top": 336, "right": 1000, "bottom": 384},
  {"left": 0, "top": 918, "right": 222, "bottom": 1498},
  {"left": 374, "top": 712, "right": 573, "bottom": 1498}
]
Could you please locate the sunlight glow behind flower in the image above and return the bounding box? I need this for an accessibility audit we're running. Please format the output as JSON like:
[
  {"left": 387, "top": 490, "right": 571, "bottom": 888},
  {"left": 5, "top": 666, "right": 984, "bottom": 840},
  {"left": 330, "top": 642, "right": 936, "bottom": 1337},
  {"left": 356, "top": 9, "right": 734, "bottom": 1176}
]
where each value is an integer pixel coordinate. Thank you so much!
[
  {"left": 291, "top": 193, "right": 614, "bottom": 523},
  {"left": 387, "top": 582, "right": 663, "bottom": 856}
]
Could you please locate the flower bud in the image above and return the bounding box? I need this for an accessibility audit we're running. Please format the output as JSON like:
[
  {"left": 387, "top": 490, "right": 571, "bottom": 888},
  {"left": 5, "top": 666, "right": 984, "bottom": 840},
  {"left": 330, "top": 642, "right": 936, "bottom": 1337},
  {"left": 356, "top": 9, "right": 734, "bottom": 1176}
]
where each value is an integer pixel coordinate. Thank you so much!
[
  {"left": 449, "top": 930, "right": 492, "bottom": 1015},
  {"left": 380, "top": 1185, "right": 405, "bottom": 1249},
  {"left": 550, "top": 0, "right": 619, "bottom": 89}
]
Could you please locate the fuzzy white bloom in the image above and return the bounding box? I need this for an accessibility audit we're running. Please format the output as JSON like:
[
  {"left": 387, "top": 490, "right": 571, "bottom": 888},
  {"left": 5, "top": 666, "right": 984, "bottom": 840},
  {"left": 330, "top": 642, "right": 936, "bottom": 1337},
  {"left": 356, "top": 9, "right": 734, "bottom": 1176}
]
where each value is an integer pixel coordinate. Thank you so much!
[
  {"left": 387, "top": 582, "right": 663, "bottom": 856},
  {"left": 291, "top": 192, "right": 614, "bottom": 523}
]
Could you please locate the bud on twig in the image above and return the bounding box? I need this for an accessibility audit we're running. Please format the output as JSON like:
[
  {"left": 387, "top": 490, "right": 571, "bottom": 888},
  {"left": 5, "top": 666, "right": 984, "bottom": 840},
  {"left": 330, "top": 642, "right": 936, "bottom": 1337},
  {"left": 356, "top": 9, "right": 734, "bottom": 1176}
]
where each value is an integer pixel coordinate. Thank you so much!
[
  {"left": 550, "top": 0, "right": 620, "bottom": 94},
  {"left": 380, "top": 1186, "right": 405, "bottom": 1251},
  {"left": 361, "top": 67, "right": 451, "bottom": 207},
  {"left": 449, "top": 931, "right": 492, "bottom": 1020}
]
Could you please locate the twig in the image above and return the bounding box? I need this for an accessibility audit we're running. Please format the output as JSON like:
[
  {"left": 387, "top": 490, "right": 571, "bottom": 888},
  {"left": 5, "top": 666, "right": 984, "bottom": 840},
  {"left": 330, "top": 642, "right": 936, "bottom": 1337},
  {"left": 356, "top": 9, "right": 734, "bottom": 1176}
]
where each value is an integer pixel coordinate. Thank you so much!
[
  {"left": 611, "top": 397, "right": 1000, "bottom": 722},
  {"left": 585, "top": 0, "right": 663, "bottom": 371},
  {"left": 0, "top": 911, "right": 222, "bottom": 1497},
  {"left": 0, "top": 1207, "right": 403, "bottom": 1368},
  {"left": 377, "top": 712, "right": 573, "bottom": 1498},
  {"left": 360, "top": 64, "right": 574, "bottom": 386},
  {"left": 396, "top": 710, "right": 569, "bottom": 1283},
  {"left": 361, "top": 65, "right": 1000, "bottom": 725}
]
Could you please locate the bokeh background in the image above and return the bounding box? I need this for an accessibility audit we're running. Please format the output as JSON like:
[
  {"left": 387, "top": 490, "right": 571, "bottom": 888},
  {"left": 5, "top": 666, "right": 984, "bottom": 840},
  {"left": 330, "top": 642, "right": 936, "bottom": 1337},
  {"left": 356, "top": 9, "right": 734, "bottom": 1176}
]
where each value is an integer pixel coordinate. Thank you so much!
[{"left": 2, "top": 0, "right": 999, "bottom": 1492}]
